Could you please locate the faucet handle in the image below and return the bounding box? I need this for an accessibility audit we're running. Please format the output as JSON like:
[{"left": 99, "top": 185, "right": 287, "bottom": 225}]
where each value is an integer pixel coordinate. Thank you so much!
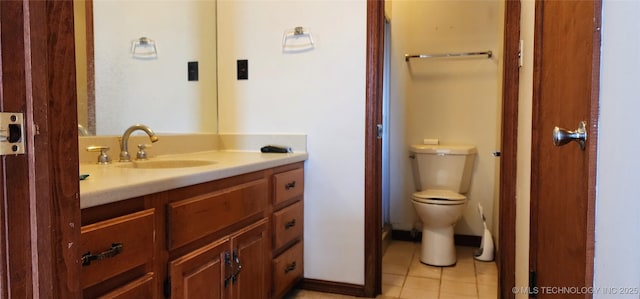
[
  {"left": 86, "top": 145, "right": 111, "bottom": 164},
  {"left": 136, "top": 144, "right": 152, "bottom": 160}
]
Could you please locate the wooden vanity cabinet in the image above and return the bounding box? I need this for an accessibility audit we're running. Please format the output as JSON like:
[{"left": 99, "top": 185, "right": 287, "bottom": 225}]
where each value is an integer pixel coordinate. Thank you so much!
[{"left": 80, "top": 162, "right": 304, "bottom": 299}]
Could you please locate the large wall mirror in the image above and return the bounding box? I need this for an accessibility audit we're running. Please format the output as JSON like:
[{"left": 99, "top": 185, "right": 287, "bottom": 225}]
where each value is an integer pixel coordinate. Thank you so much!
[{"left": 75, "top": 0, "right": 218, "bottom": 136}]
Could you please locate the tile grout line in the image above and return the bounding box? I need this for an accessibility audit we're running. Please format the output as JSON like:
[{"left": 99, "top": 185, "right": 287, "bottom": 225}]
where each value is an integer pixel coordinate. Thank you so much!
[
  {"left": 399, "top": 242, "right": 414, "bottom": 298},
  {"left": 474, "top": 258, "right": 479, "bottom": 299},
  {"left": 437, "top": 263, "right": 443, "bottom": 299}
]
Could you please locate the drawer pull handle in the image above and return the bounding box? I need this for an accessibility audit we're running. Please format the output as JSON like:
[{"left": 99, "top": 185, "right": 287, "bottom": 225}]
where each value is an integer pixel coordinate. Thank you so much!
[
  {"left": 284, "top": 261, "right": 297, "bottom": 274},
  {"left": 285, "top": 181, "right": 296, "bottom": 190},
  {"left": 284, "top": 219, "right": 297, "bottom": 230},
  {"left": 81, "top": 243, "right": 123, "bottom": 266}
]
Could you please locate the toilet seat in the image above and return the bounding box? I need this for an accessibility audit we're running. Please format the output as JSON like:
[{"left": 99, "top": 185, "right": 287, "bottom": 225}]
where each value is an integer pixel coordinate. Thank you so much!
[{"left": 411, "top": 189, "right": 467, "bottom": 205}]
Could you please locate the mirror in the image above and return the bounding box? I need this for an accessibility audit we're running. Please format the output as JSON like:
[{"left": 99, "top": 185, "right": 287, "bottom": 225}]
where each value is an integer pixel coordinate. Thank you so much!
[{"left": 75, "top": 0, "right": 218, "bottom": 136}]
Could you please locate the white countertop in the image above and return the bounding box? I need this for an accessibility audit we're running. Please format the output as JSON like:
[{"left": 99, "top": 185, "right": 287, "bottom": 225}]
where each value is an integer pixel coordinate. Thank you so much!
[{"left": 79, "top": 150, "right": 308, "bottom": 209}]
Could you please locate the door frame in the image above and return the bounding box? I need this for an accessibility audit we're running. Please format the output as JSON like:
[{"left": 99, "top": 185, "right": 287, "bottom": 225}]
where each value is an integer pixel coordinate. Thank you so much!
[
  {"left": 364, "top": 0, "right": 385, "bottom": 297},
  {"left": 363, "top": 0, "right": 522, "bottom": 297},
  {"left": 498, "top": 1, "right": 522, "bottom": 298},
  {"left": 0, "top": 0, "right": 81, "bottom": 297}
]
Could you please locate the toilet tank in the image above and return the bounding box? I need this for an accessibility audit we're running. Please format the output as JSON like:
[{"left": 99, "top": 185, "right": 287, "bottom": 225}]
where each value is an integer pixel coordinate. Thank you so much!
[{"left": 410, "top": 144, "right": 477, "bottom": 193}]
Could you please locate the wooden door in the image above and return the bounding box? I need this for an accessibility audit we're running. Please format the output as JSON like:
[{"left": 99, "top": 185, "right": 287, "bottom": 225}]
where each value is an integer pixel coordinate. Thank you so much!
[
  {"left": 0, "top": 0, "right": 81, "bottom": 297},
  {"left": 530, "top": 0, "right": 601, "bottom": 297},
  {"left": 169, "top": 238, "right": 231, "bottom": 299},
  {"left": 230, "top": 219, "right": 269, "bottom": 299}
]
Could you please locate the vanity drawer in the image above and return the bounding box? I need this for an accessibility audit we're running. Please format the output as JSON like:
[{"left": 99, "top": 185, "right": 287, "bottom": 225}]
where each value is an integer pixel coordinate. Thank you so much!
[
  {"left": 273, "top": 201, "right": 303, "bottom": 250},
  {"left": 273, "top": 242, "right": 303, "bottom": 297},
  {"left": 273, "top": 168, "right": 304, "bottom": 205},
  {"left": 97, "top": 272, "right": 155, "bottom": 299},
  {"left": 168, "top": 179, "right": 268, "bottom": 250},
  {"left": 80, "top": 209, "right": 155, "bottom": 288}
]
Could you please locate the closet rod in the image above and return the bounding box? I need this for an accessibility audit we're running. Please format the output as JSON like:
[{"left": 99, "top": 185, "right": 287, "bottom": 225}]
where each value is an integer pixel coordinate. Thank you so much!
[{"left": 405, "top": 50, "right": 492, "bottom": 62}]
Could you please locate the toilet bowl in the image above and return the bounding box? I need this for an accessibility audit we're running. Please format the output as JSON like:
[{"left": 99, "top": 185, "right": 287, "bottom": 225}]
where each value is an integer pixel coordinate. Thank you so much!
[
  {"left": 411, "top": 189, "right": 467, "bottom": 266},
  {"left": 409, "top": 144, "right": 476, "bottom": 266}
]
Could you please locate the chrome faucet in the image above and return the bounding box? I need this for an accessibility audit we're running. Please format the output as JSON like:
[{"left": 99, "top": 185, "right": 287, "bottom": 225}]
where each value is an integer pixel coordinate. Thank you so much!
[{"left": 119, "top": 124, "right": 159, "bottom": 162}]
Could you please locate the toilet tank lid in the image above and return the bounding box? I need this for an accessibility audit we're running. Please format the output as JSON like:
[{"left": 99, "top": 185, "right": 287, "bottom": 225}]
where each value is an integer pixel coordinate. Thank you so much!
[
  {"left": 410, "top": 144, "right": 477, "bottom": 155},
  {"left": 413, "top": 189, "right": 466, "bottom": 201}
]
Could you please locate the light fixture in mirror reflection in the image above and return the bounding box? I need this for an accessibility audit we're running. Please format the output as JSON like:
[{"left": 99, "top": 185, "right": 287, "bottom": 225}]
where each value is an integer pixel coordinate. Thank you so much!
[{"left": 75, "top": 0, "right": 218, "bottom": 136}]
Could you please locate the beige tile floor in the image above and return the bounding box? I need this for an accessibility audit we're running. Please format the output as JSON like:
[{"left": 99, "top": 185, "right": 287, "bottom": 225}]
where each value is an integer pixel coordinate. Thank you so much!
[{"left": 286, "top": 240, "right": 498, "bottom": 299}]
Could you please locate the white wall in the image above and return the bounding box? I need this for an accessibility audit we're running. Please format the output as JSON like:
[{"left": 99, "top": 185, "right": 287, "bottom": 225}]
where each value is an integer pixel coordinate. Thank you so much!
[
  {"left": 594, "top": 0, "right": 640, "bottom": 296},
  {"left": 94, "top": 0, "right": 217, "bottom": 135},
  {"left": 217, "top": 0, "right": 367, "bottom": 285},
  {"left": 388, "top": 0, "right": 504, "bottom": 236}
]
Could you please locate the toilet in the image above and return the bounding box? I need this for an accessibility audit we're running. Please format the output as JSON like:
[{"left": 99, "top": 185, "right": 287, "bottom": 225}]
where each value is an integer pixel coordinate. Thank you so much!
[{"left": 409, "top": 144, "right": 476, "bottom": 266}]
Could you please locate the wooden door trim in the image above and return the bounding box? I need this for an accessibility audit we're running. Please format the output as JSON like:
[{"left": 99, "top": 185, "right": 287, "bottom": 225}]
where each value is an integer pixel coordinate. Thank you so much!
[
  {"left": 584, "top": 1, "right": 602, "bottom": 286},
  {"left": 529, "top": 0, "right": 601, "bottom": 292},
  {"left": 364, "top": 0, "right": 384, "bottom": 297},
  {"left": 529, "top": 0, "right": 544, "bottom": 283},
  {"left": 498, "top": 0, "right": 521, "bottom": 298},
  {"left": 30, "top": 0, "right": 82, "bottom": 297}
]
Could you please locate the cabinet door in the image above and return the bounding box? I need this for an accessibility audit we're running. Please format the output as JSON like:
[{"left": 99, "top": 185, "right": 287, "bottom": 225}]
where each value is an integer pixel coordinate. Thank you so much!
[
  {"left": 230, "top": 219, "right": 269, "bottom": 299},
  {"left": 169, "top": 238, "right": 232, "bottom": 299}
]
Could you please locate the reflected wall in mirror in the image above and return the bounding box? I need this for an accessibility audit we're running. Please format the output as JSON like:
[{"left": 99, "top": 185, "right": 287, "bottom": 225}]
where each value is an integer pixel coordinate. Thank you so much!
[{"left": 75, "top": 0, "right": 218, "bottom": 136}]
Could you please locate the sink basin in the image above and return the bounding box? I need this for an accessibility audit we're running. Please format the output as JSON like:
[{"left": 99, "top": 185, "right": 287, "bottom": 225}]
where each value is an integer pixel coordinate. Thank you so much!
[{"left": 118, "top": 160, "right": 216, "bottom": 169}]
